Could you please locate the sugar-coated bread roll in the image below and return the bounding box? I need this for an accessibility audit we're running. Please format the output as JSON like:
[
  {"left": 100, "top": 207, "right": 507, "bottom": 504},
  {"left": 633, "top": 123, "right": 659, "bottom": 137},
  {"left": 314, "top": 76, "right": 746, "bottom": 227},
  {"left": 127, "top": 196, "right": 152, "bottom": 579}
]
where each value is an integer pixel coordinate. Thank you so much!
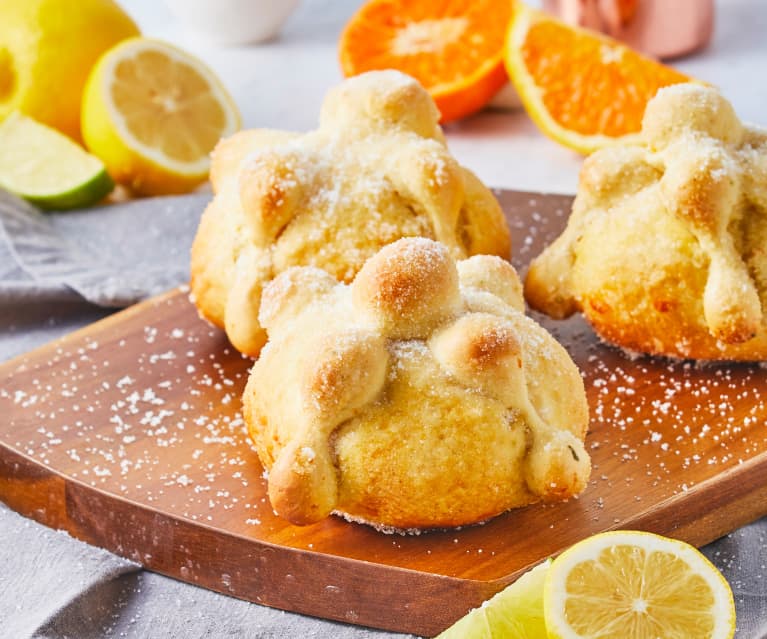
[
  {"left": 525, "top": 83, "right": 767, "bottom": 361},
  {"left": 191, "top": 70, "right": 510, "bottom": 357},
  {"left": 243, "top": 238, "right": 590, "bottom": 532}
]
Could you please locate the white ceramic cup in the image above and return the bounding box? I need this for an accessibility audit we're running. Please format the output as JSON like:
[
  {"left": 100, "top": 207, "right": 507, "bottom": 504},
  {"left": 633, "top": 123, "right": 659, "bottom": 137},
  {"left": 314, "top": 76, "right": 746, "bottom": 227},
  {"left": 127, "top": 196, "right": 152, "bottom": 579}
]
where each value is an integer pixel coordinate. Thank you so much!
[{"left": 164, "top": 0, "right": 301, "bottom": 45}]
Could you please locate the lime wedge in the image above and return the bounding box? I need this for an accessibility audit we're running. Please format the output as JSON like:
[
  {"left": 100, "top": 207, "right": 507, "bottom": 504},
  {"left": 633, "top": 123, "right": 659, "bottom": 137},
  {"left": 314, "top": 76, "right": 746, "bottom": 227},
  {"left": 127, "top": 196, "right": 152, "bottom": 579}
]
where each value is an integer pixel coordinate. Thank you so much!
[
  {"left": 437, "top": 560, "right": 550, "bottom": 639},
  {"left": 0, "top": 112, "right": 113, "bottom": 209}
]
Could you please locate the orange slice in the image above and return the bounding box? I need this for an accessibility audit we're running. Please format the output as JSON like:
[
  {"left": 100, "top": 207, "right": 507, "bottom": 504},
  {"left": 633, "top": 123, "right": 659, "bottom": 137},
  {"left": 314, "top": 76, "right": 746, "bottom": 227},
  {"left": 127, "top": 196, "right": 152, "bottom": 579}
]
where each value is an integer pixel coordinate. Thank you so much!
[
  {"left": 504, "top": 3, "right": 693, "bottom": 154},
  {"left": 338, "top": 0, "right": 512, "bottom": 123}
]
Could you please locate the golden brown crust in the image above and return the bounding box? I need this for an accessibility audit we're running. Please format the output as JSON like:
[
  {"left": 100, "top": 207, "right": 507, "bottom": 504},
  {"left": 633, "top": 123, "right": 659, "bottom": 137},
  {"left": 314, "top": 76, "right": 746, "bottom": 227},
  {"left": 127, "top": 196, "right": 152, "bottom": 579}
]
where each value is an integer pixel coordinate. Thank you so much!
[
  {"left": 525, "top": 84, "right": 767, "bottom": 361},
  {"left": 351, "top": 238, "right": 461, "bottom": 339},
  {"left": 190, "top": 70, "right": 510, "bottom": 357},
  {"left": 243, "top": 238, "right": 590, "bottom": 531}
]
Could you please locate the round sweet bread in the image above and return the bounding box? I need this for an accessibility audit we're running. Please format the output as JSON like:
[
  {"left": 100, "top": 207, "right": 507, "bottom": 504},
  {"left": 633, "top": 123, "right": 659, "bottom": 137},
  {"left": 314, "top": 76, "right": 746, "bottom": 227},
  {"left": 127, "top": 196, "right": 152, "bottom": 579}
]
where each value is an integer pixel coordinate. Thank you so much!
[
  {"left": 190, "top": 70, "right": 510, "bottom": 357},
  {"left": 243, "top": 238, "right": 590, "bottom": 531},
  {"left": 525, "top": 84, "right": 767, "bottom": 361}
]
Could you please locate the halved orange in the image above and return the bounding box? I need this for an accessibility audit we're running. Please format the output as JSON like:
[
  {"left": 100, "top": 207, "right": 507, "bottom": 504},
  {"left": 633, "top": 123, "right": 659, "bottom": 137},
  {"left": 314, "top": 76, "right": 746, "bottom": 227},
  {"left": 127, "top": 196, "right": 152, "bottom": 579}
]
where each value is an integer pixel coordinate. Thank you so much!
[
  {"left": 338, "top": 0, "right": 512, "bottom": 123},
  {"left": 505, "top": 3, "right": 693, "bottom": 154}
]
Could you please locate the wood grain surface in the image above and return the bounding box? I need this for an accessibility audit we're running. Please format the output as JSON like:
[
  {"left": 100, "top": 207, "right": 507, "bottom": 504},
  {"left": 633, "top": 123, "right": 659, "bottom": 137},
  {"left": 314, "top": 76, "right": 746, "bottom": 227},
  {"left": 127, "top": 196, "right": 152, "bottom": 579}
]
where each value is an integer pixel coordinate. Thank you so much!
[{"left": 2, "top": 190, "right": 766, "bottom": 637}]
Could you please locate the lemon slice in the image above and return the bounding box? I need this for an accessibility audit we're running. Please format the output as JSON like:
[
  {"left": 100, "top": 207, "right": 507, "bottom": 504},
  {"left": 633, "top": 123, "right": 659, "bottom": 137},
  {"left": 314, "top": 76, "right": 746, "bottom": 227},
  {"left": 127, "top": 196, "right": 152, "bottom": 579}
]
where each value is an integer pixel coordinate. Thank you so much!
[
  {"left": 437, "top": 560, "right": 550, "bottom": 638},
  {"left": 81, "top": 37, "right": 241, "bottom": 196},
  {"left": 0, "top": 112, "right": 113, "bottom": 210},
  {"left": 544, "top": 530, "right": 736, "bottom": 639}
]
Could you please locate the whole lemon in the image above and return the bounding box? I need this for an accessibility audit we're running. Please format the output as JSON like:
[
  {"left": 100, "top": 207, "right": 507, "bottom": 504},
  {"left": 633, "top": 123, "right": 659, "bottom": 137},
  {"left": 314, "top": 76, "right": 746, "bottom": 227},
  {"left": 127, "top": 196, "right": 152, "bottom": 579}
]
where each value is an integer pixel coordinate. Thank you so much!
[{"left": 0, "top": 0, "right": 139, "bottom": 142}]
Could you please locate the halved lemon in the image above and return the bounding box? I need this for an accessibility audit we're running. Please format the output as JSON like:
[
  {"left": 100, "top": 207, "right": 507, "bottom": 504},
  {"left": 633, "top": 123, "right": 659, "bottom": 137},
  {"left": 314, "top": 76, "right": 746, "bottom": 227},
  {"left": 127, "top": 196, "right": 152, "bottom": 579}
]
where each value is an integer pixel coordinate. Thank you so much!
[
  {"left": 436, "top": 560, "right": 550, "bottom": 638},
  {"left": 504, "top": 3, "right": 692, "bottom": 154},
  {"left": 544, "top": 530, "right": 736, "bottom": 639},
  {"left": 81, "top": 37, "right": 241, "bottom": 196}
]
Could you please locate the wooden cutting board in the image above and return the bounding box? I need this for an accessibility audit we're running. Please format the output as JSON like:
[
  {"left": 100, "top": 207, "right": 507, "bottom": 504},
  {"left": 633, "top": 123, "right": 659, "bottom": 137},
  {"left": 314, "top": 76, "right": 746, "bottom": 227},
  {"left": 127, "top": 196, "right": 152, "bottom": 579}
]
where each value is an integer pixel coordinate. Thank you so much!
[{"left": 2, "top": 190, "right": 766, "bottom": 637}]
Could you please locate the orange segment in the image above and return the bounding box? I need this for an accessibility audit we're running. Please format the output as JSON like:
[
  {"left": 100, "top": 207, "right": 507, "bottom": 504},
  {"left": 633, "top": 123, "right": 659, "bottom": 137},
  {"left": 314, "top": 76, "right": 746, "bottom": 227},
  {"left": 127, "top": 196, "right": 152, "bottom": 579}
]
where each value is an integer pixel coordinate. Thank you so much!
[
  {"left": 339, "top": 0, "right": 512, "bottom": 123},
  {"left": 505, "top": 3, "right": 693, "bottom": 153}
]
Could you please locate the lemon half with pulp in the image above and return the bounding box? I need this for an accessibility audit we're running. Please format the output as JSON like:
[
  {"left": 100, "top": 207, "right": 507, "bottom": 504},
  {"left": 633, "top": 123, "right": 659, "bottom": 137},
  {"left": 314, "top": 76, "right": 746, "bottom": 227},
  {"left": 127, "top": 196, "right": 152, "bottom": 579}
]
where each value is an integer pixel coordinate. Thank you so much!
[
  {"left": 82, "top": 37, "right": 241, "bottom": 196},
  {"left": 544, "top": 530, "right": 736, "bottom": 639}
]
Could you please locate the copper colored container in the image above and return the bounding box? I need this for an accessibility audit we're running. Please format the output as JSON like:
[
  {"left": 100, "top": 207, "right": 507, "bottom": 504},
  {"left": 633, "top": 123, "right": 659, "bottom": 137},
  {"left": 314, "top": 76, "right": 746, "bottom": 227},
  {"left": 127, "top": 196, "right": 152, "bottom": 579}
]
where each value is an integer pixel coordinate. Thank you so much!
[{"left": 542, "top": 0, "right": 714, "bottom": 59}]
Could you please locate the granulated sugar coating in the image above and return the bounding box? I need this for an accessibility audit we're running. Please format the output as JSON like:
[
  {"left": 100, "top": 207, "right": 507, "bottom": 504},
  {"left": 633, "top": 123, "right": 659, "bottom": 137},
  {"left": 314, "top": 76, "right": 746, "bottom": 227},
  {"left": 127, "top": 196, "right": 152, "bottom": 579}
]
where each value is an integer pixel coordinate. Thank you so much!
[{"left": 0, "top": 191, "right": 765, "bottom": 630}]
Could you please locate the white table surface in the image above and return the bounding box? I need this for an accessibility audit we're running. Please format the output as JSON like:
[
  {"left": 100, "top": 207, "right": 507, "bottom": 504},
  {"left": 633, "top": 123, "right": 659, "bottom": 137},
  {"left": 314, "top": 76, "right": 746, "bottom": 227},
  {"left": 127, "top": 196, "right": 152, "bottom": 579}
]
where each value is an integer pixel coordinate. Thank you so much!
[{"left": 123, "top": 0, "right": 767, "bottom": 195}]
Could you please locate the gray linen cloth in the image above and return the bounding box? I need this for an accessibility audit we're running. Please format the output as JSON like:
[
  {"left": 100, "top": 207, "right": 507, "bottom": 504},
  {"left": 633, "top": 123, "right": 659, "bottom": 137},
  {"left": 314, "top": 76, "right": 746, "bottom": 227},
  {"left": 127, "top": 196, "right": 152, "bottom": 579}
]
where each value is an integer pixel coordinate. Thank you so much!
[{"left": 0, "top": 189, "right": 765, "bottom": 638}]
